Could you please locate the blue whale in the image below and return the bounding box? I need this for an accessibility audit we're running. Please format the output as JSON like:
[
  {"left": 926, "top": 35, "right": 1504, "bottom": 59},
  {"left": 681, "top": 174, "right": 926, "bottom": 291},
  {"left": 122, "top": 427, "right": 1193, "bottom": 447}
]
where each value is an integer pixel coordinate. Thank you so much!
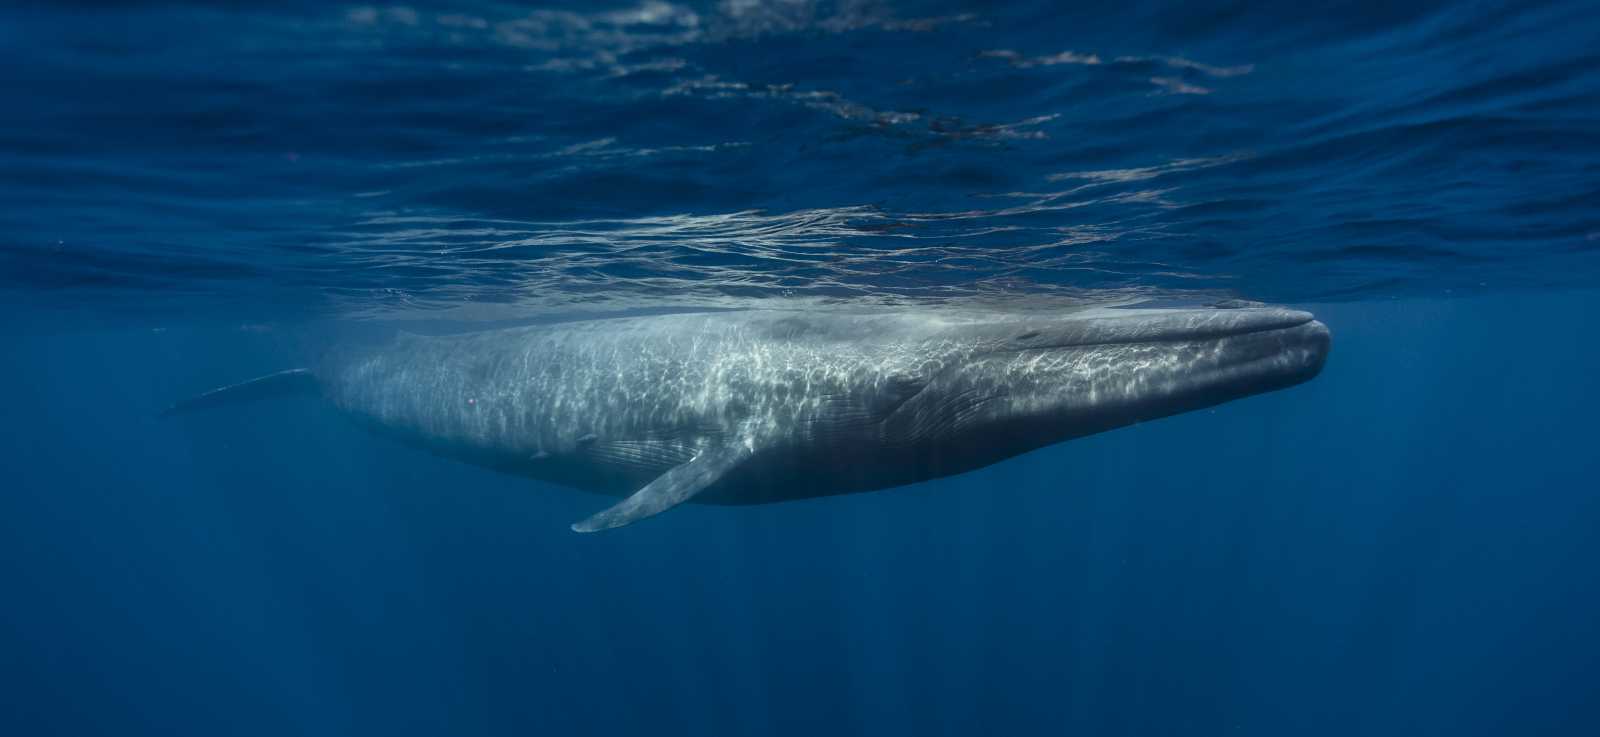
[{"left": 166, "top": 306, "right": 1330, "bottom": 532}]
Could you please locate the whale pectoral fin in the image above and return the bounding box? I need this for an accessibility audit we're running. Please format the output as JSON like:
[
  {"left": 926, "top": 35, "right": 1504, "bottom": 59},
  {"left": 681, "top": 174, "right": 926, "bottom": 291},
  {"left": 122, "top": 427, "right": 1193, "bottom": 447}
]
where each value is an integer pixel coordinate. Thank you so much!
[{"left": 570, "top": 441, "right": 754, "bottom": 533}]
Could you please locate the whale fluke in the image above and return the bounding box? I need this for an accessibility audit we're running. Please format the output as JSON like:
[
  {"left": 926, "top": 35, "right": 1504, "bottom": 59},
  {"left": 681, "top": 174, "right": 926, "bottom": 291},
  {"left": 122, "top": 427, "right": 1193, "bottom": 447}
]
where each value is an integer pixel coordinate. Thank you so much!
[
  {"left": 161, "top": 369, "right": 319, "bottom": 417},
  {"left": 571, "top": 440, "right": 756, "bottom": 532}
]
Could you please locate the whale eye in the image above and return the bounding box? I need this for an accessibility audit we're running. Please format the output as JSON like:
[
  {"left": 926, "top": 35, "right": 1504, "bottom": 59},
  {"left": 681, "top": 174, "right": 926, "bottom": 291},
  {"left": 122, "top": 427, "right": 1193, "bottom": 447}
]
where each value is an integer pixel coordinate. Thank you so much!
[{"left": 1015, "top": 331, "right": 1041, "bottom": 341}]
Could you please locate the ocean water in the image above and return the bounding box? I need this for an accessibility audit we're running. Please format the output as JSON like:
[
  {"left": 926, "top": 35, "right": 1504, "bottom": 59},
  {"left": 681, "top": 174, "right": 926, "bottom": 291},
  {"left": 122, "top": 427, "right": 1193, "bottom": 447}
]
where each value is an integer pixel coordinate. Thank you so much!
[{"left": 2, "top": 1, "right": 1598, "bottom": 735}]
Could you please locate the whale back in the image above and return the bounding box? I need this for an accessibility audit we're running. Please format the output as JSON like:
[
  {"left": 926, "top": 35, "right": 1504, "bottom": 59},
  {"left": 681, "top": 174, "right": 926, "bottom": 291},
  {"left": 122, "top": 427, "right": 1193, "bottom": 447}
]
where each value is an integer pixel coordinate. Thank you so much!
[{"left": 318, "top": 312, "right": 967, "bottom": 485}]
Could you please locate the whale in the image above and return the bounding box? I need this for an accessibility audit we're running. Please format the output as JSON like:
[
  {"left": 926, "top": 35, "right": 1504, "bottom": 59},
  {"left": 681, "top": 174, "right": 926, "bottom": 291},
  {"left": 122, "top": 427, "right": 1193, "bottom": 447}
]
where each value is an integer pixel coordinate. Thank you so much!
[{"left": 165, "top": 306, "right": 1330, "bottom": 532}]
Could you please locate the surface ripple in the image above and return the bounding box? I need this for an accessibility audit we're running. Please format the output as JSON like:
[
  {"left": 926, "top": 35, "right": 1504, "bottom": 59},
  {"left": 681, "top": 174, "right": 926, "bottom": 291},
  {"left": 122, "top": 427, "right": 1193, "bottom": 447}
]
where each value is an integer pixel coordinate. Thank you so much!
[{"left": 1, "top": 0, "right": 1595, "bottom": 323}]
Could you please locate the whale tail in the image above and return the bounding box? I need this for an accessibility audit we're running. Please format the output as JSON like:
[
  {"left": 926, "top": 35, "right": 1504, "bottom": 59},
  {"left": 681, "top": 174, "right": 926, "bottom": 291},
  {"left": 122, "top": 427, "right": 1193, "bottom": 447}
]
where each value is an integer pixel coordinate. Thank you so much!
[{"left": 161, "top": 369, "right": 320, "bottom": 417}]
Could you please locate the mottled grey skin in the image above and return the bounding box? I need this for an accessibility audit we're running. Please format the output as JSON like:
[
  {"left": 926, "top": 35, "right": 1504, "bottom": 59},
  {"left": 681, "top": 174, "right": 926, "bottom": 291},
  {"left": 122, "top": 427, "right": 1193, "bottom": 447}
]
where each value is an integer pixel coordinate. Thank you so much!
[{"left": 286, "top": 306, "right": 1326, "bottom": 530}]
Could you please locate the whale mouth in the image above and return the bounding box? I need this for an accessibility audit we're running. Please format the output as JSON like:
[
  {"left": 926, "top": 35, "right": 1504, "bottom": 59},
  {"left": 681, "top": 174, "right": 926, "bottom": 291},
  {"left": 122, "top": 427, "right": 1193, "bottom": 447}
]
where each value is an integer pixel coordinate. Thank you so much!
[
  {"left": 902, "top": 306, "right": 1331, "bottom": 456},
  {"left": 1007, "top": 306, "right": 1320, "bottom": 350},
  {"left": 1102, "top": 307, "right": 1331, "bottom": 389},
  {"left": 1204, "top": 315, "right": 1331, "bottom": 389},
  {"left": 1137, "top": 308, "right": 1332, "bottom": 397},
  {"left": 1003, "top": 306, "right": 1327, "bottom": 371},
  {"left": 995, "top": 306, "right": 1331, "bottom": 405},
  {"left": 1033, "top": 307, "right": 1331, "bottom": 424}
]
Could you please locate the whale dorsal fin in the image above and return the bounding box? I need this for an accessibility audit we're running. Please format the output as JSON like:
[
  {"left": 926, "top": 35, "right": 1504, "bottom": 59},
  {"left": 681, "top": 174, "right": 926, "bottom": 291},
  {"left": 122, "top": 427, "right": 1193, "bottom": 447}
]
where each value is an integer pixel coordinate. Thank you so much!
[
  {"left": 570, "top": 440, "right": 754, "bottom": 533},
  {"left": 161, "top": 369, "right": 319, "bottom": 416}
]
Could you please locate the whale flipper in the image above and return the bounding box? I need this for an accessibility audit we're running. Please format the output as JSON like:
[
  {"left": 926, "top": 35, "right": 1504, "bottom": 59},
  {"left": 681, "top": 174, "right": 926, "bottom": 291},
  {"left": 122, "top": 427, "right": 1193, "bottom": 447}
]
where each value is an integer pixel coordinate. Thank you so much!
[
  {"left": 571, "top": 441, "right": 754, "bottom": 533},
  {"left": 161, "top": 369, "right": 319, "bottom": 417}
]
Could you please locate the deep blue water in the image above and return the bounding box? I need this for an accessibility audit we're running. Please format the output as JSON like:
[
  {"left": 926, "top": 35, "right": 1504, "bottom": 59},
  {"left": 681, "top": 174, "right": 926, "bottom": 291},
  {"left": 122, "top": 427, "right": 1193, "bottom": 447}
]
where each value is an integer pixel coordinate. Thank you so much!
[{"left": 3, "top": 1, "right": 1599, "bottom": 735}]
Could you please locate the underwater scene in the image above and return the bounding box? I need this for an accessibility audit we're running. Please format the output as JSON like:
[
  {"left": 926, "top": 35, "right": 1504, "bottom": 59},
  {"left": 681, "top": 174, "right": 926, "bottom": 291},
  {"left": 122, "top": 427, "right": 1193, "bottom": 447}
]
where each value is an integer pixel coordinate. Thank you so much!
[{"left": 2, "top": 1, "right": 1598, "bottom": 735}]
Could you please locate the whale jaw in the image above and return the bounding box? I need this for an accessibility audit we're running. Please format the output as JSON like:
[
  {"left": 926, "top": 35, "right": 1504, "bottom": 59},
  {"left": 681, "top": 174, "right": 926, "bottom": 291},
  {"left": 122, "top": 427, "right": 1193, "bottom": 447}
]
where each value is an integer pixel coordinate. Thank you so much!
[
  {"left": 881, "top": 308, "right": 1331, "bottom": 473},
  {"left": 1025, "top": 307, "right": 1331, "bottom": 429}
]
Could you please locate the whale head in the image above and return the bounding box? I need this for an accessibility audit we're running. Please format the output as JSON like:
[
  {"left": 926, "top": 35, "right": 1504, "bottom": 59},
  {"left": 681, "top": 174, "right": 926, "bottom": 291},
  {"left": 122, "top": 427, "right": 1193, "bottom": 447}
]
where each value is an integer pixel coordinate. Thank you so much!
[{"left": 883, "top": 307, "right": 1330, "bottom": 468}]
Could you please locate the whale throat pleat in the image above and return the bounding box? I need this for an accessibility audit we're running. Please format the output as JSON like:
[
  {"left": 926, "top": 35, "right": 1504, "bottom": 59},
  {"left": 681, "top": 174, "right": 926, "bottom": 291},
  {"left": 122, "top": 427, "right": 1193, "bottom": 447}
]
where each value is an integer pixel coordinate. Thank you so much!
[
  {"left": 570, "top": 441, "right": 755, "bottom": 533},
  {"left": 578, "top": 438, "right": 700, "bottom": 475}
]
